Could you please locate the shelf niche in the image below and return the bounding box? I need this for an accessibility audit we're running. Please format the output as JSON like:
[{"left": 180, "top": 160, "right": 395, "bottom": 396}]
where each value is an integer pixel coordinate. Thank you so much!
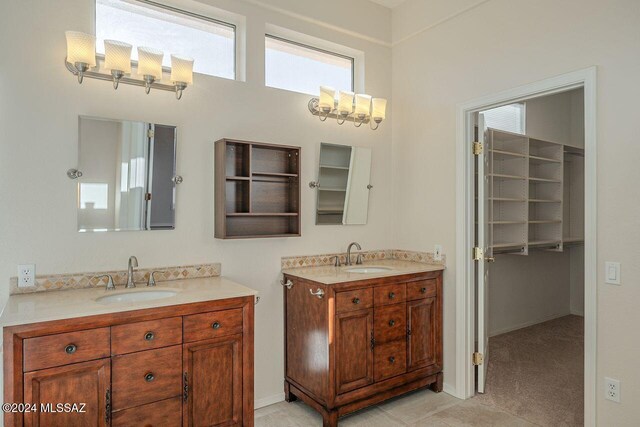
[{"left": 215, "top": 139, "right": 301, "bottom": 239}]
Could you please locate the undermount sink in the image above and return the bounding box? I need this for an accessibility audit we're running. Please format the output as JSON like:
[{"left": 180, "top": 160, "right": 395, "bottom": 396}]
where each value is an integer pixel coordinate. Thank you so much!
[
  {"left": 95, "top": 289, "right": 178, "bottom": 305},
  {"left": 345, "top": 267, "right": 394, "bottom": 274}
]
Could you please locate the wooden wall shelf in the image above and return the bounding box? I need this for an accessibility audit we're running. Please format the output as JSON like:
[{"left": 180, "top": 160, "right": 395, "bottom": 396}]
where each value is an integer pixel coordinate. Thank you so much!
[{"left": 215, "top": 139, "right": 301, "bottom": 239}]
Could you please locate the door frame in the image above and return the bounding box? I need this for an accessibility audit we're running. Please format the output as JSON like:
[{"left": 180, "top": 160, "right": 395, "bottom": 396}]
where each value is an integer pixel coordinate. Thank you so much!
[{"left": 454, "top": 67, "right": 597, "bottom": 425}]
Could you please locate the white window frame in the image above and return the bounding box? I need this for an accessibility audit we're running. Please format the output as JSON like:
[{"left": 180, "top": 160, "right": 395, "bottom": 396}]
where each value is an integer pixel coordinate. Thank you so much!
[
  {"left": 480, "top": 102, "right": 527, "bottom": 135},
  {"left": 264, "top": 24, "right": 364, "bottom": 94},
  {"left": 93, "top": 0, "right": 243, "bottom": 80}
]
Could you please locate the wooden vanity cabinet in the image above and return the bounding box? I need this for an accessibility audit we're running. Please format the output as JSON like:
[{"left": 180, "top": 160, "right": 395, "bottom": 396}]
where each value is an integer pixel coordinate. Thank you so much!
[
  {"left": 3, "top": 296, "right": 254, "bottom": 427},
  {"left": 283, "top": 271, "right": 443, "bottom": 427}
]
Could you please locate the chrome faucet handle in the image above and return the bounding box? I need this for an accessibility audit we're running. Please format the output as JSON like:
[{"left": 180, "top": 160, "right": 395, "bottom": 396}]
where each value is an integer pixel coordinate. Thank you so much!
[
  {"left": 332, "top": 255, "right": 342, "bottom": 267},
  {"left": 356, "top": 253, "right": 363, "bottom": 265},
  {"left": 96, "top": 275, "right": 116, "bottom": 291},
  {"left": 147, "top": 271, "right": 163, "bottom": 287}
]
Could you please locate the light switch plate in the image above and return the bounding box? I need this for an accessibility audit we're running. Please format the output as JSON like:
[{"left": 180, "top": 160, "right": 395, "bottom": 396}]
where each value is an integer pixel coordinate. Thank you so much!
[
  {"left": 434, "top": 245, "right": 443, "bottom": 261},
  {"left": 605, "top": 262, "right": 621, "bottom": 285}
]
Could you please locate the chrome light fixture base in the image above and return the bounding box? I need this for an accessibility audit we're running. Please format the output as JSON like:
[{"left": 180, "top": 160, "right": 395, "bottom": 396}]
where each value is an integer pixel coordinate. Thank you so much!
[
  {"left": 174, "top": 82, "right": 188, "bottom": 100},
  {"left": 308, "top": 98, "right": 371, "bottom": 125},
  {"left": 73, "top": 62, "right": 90, "bottom": 84},
  {"left": 111, "top": 70, "right": 125, "bottom": 89}
]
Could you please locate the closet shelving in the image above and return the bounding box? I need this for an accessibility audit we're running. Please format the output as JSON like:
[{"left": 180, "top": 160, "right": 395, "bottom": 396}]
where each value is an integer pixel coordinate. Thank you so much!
[
  {"left": 487, "top": 128, "right": 584, "bottom": 255},
  {"left": 316, "top": 144, "right": 352, "bottom": 225}
]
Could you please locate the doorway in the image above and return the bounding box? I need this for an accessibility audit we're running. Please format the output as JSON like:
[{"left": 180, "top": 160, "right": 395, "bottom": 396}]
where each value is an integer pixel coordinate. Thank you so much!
[{"left": 454, "top": 68, "right": 597, "bottom": 426}]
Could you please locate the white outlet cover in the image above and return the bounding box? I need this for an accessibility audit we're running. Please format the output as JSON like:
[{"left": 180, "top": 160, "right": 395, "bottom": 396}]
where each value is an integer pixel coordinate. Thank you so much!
[
  {"left": 18, "top": 264, "right": 36, "bottom": 288},
  {"left": 605, "top": 377, "right": 620, "bottom": 403}
]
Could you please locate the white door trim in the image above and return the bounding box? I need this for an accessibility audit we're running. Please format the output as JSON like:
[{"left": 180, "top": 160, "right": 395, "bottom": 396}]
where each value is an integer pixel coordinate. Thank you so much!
[{"left": 454, "top": 67, "right": 597, "bottom": 426}]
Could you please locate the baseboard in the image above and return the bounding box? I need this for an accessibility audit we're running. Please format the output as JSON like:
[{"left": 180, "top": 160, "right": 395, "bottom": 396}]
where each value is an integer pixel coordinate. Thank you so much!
[
  {"left": 489, "top": 312, "right": 571, "bottom": 337},
  {"left": 570, "top": 308, "right": 584, "bottom": 317},
  {"left": 443, "top": 382, "right": 461, "bottom": 398},
  {"left": 255, "top": 392, "right": 285, "bottom": 409}
]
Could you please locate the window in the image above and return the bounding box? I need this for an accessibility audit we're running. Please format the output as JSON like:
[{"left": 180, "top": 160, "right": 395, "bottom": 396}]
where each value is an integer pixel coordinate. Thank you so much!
[
  {"left": 80, "top": 183, "right": 109, "bottom": 209},
  {"left": 481, "top": 103, "right": 525, "bottom": 134},
  {"left": 95, "top": 0, "right": 235, "bottom": 79},
  {"left": 265, "top": 35, "right": 354, "bottom": 95}
]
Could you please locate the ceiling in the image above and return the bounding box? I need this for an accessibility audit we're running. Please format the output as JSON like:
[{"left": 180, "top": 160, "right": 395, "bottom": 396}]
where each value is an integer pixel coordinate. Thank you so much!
[{"left": 368, "top": 0, "right": 407, "bottom": 8}]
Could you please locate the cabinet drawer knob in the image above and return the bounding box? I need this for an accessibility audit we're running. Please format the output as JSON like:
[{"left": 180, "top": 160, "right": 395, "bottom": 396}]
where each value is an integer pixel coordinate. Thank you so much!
[
  {"left": 212, "top": 321, "right": 221, "bottom": 329},
  {"left": 389, "top": 356, "right": 395, "bottom": 364},
  {"left": 352, "top": 297, "right": 360, "bottom": 305},
  {"left": 144, "top": 372, "right": 155, "bottom": 382},
  {"left": 389, "top": 292, "right": 395, "bottom": 299},
  {"left": 64, "top": 344, "right": 77, "bottom": 354},
  {"left": 420, "top": 287, "right": 427, "bottom": 293},
  {"left": 144, "top": 331, "right": 155, "bottom": 341},
  {"left": 389, "top": 319, "right": 396, "bottom": 327}
]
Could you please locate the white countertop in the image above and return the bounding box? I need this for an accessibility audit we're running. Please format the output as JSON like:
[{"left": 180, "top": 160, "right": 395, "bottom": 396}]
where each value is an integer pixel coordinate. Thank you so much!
[
  {"left": 282, "top": 259, "right": 444, "bottom": 285},
  {"left": 0, "top": 277, "right": 258, "bottom": 328}
]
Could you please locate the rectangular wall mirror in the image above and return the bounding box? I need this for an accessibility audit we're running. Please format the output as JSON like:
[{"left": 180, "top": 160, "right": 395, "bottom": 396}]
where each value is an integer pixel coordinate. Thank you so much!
[
  {"left": 76, "top": 116, "right": 178, "bottom": 232},
  {"left": 314, "top": 142, "right": 372, "bottom": 225}
]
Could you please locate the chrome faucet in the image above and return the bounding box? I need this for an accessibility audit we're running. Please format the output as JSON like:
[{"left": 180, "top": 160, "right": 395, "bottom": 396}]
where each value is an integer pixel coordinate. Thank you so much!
[
  {"left": 126, "top": 256, "right": 138, "bottom": 288},
  {"left": 346, "top": 242, "right": 363, "bottom": 266}
]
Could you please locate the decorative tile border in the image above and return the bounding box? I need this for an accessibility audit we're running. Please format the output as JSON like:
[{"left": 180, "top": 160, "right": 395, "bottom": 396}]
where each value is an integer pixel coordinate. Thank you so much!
[
  {"left": 281, "top": 249, "right": 445, "bottom": 269},
  {"left": 9, "top": 263, "right": 221, "bottom": 295}
]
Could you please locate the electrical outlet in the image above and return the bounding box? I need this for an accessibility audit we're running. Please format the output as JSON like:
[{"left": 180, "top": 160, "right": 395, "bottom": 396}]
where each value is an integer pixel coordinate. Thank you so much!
[
  {"left": 605, "top": 377, "right": 620, "bottom": 403},
  {"left": 434, "top": 245, "right": 443, "bottom": 261},
  {"left": 18, "top": 264, "right": 36, "bottom": 288}
]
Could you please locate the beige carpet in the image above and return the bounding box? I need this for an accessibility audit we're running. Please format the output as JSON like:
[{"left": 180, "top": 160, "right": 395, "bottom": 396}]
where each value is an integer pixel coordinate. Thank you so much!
[{"left": 475, "top": 315, "right": 584, "bottom": 426}]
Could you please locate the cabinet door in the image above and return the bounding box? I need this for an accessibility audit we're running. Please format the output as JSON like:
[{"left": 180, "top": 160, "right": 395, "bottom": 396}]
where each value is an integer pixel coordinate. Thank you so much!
[
  {"left": 183, "top": 334, "right": 243, "bottom": 427},
  {"left": 407, "top": 298, "right": 437, "bottom": 371},
  {"left": 335, "top": 309, "right": 374, "bottom": 394},
  {"left": 23, "top": 358, "right": 110, "bottom": 427}
]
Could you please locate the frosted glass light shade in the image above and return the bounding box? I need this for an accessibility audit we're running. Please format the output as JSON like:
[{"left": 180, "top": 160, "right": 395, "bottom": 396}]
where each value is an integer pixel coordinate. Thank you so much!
[
  {"left": 170, "top": 55, "right": 194, "bottom": 84},
  {"left": 65, "top": 31, "right": 96, "bottom": 66},
  {"left": 372, "top": 98, "right": 387, "bottom": 120},
  {"left": 319, "top": 86, "right": 336, "bottom": 110},
  {"left": 338, "top": 91, "right": 355, "bottom": 114},
  {"left": 355, "top": 94, "right": 372, "bottom": 117},
  {"left": 104, "top": 40, "right": 132, "bottom": 73},
  {"left": 137, "top": 47, "right": 164, "bottom": 78}
]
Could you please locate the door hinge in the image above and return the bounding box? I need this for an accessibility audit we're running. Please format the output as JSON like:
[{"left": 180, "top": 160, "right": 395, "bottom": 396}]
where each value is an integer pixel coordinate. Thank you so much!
[
  {"left": 183, "top": 372, "right": 189, "bottom": 401},
  {"left": 473, "top": 142, "right": 483, "bottom": 155},
  {"left": 472, "top": 352, "right": 484, "bottom": 366},
  {"left": 145, "top": 193, "right": 152, "bottom": 201},
  {"left": 147, "top": 129, "right": 155, "bottom": 138},
  {"left": 473, "top": 247, "right": 484, "bottom": 261}
]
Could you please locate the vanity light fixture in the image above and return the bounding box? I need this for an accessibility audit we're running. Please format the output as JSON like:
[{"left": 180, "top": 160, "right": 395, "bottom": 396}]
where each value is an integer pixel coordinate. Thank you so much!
[
  {"left": 65, "top": 31, "right": 97, "bottom": 84},
  {"left": 308, "top": 86, "right": 387, "bottom": 130},
  {"left": 64, "top": 31, "right": 193, "bottom": 99},
  {"left": 103, "top": 40, "right": 132, "bottom": 89},
  {"left": 170, "top": 55, "right": 194, "bottom": 100},
  {"left": 137, "top": 47, "right": 164, "bottom": 94}
]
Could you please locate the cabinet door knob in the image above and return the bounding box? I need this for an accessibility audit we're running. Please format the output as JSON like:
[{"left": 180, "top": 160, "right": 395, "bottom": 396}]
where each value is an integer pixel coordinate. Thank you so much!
[
  {"left": 212, "top": 321, "right": 221, "bottom": 329},
  {"left": 389, "top": 319, "right": 396, "bottom": 327},
  {"left": 352, "top": 297, "right": 360, "bottom": 305},
  {"left": 389, "top": 356, "right": 396, "bottom": 364},
  {"left": 144, "top": 331, "right": 155, "bottom": 341},
  {"left": 389, "top": 292, "right": 395, "bottom": 299},
  {"left": 420, "top": 287, "right": 427, "bottom": 293},
  {"left": 144, "top": 372, "right": 155, "bottom": 382},
  {"left": 65, "top": 344, "right": 77, "bottom": 354}
]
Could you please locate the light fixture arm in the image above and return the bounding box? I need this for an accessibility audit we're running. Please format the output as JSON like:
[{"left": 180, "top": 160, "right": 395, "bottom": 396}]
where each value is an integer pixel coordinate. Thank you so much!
[{"left": 308, "top": 97, "right": 372, "bottom": 125}]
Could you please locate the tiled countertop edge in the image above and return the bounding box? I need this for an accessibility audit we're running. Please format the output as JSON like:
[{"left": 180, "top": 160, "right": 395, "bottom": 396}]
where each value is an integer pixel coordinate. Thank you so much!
[{"left": 281, "top": 249, "right": 445, "bottom": 269}]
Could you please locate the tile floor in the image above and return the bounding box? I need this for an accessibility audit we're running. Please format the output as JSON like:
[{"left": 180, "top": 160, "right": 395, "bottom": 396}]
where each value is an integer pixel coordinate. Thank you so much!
[{"left": 255, "top": 388, "right": 536, "bottom": 427}]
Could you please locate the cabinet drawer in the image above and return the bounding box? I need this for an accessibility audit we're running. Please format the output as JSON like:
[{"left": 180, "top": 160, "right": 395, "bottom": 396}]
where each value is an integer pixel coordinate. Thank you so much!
[
  {"left": 112, "top": 396, "right": 182, "bottom": 427},
  {"left": 374, "top": 283, "right": 406, "bottom": 306},
  {"left": 183, "top": 308, "right": 243, "bottom": 343},
  {"left": 23, "top": 328, "right": 110, "bottom": 372},
  {"left": 111, "top": 345, "right": 182, "bottom": 411},
  {"left": 374, "top": 303, "right": 407, "bottom": 343},
  {"left": 374, "top": 340, "right": 407, "bottom": 381},
  {"left": 407, "top": 279, "right": 437, "bottom": 300},
  {"left": 111, "top": 317, "right": 182, "bottom": 355},
  {"left": 336, "top": 288, "right": 373, "bottom": 313}
]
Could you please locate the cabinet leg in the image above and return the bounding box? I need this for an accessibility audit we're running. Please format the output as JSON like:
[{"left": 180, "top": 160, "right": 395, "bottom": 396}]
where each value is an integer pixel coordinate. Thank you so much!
[
  {"left": 284, "top": 381, "right": 297, "bottom": 402},
  {"left": 322, "top": 410, "right": 338, "bottom": 427},
  {"left": 430, "top": 372, "right": 444, "bottom": 393}
]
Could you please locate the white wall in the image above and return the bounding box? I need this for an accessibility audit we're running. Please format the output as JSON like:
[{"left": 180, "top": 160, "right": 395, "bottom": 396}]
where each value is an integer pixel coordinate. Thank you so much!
[
  {"left": 392, "top": 0, "right": 640, "bottom": 424},
  {"left": 0, "top": 0, "right": 392, "bottom": 407}
]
